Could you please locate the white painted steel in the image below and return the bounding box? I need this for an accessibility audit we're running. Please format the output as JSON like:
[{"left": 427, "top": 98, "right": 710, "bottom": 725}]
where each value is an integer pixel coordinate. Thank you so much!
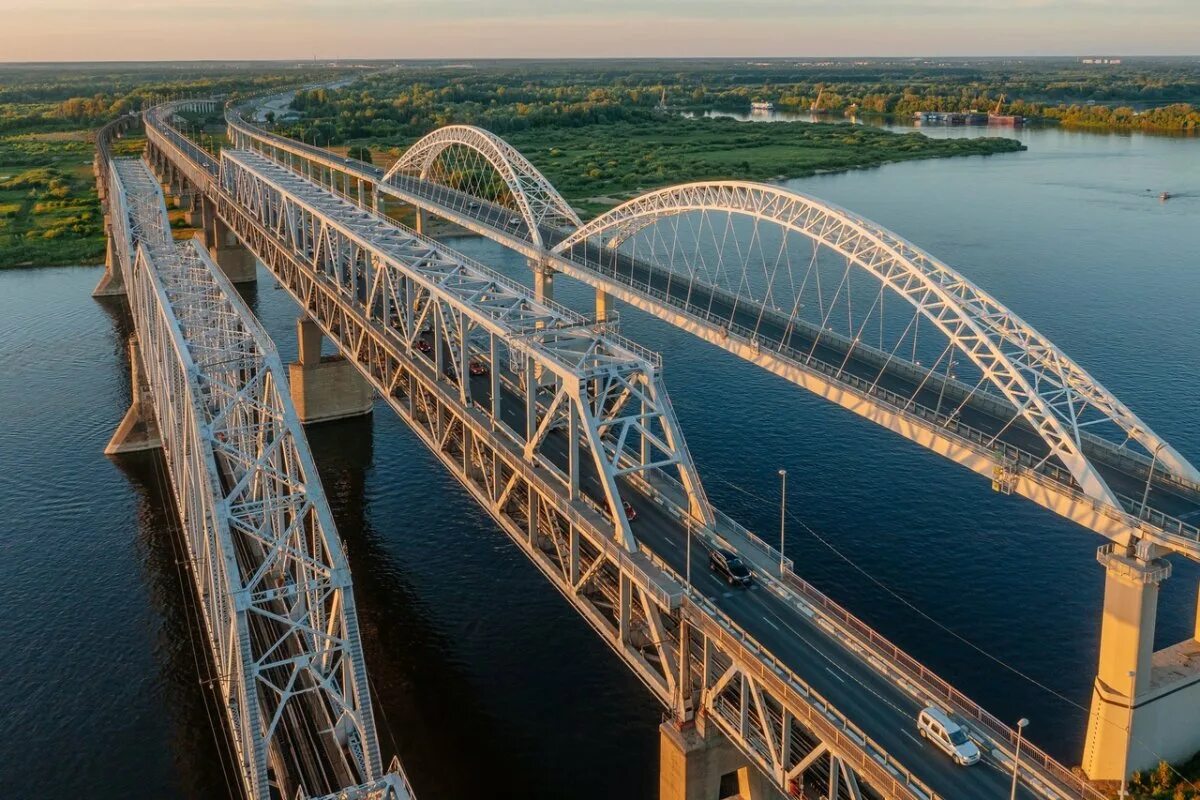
[
  {"left": 553, "top": 182, "right": 1200, "bottom": 507},
  {"left": 383, "top": 125, "right": 582, "bottom": 247},
  {"left": 107, "top": 154, "right": 411, "bottom": 800}
]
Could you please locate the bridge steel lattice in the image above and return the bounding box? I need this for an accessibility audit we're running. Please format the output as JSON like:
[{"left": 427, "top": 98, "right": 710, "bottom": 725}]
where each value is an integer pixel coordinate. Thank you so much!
[
  {"left": 145, "top": 100, "right": 1124, "bottom": 800},
  {"left": 102, "top": 137, "right": 411, "bottom": 800},
  {"left": 149, "top": 96, "right": 1200, "bottom": 795}
]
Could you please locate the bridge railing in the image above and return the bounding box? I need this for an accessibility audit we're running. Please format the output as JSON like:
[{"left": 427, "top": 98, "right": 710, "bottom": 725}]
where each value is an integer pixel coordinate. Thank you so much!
[{"left": 556, "top": 251, "right": 1200, "bottom": 554}]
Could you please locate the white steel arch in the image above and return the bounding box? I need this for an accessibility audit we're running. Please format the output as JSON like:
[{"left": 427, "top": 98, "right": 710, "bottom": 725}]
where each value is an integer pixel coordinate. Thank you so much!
[
  {"left": 553, "top": 181, "right": 1200, "bottom": 506},
  {"left": 383, "top": 125, "right": 582, "bottom": 248}
]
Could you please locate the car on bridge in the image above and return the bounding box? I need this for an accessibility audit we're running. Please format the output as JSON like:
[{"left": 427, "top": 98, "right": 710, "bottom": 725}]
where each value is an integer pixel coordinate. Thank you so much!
[
  {"left": 917, "top": 706, "right": 980, "bottom": 766},
  {"left": 621, "top": 500, "right": 638, "bottom": 522},
  {"left": 709, "top": 548, "right": 752, "bottom": 587}
]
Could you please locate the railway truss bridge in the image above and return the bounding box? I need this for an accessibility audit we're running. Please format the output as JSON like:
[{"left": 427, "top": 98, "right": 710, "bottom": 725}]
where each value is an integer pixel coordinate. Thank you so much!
[{"left": 92, "top": 93, "right": 1200, "bottom": 800}]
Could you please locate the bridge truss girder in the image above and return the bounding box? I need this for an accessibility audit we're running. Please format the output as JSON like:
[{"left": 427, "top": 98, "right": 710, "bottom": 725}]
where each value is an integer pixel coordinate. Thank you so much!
[
  {"left": 108, "top": 156, "right": 401, "bottom": 800},
  {"left": 206, "top": 144, "right": 964, "bottom": 800},
  {"left": 220, "top": 148, "right": 713, "bottom": 549}
]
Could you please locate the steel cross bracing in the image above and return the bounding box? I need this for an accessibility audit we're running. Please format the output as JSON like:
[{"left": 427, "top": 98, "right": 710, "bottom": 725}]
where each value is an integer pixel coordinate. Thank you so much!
[
  {"left": 210, "top": 145, "right": 965, "bottom": 800},
  {"left": 556, "top": 181, "right": 1200, "bottom": 497},
  {"left": 151, "top": 103, "right": 1108, "bottom": 800},
  {"left": 221, "top": 147, "right": 713, "bottom": 548},
  {"left": 106, "top": 156, "right": 411, "bottom": 800},
  {"left": 223, "top": 108, "right": 1200, "bottom": 562}
]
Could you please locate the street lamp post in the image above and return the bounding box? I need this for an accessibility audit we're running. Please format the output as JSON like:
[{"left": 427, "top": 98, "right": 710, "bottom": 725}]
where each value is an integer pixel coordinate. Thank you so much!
[
  {"left": 685, "top": 517, "right": 692, "bottom": 594},
  {"left": 1009, "top": 717, "right": 1029, "bottom": 800},
  {"left": 778, "top": 469, "right": 787, "bottom": 576}
]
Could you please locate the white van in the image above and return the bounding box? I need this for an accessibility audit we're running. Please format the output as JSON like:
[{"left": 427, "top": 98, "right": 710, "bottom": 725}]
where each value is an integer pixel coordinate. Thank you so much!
[{"left": 917, "top": 706, "right": 981, "bottom": 766}]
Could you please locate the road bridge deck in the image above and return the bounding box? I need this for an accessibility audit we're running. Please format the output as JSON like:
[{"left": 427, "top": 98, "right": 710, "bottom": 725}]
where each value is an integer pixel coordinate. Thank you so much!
[{"left": 188, "top": 122, "right": 1103, "bottom": 798}]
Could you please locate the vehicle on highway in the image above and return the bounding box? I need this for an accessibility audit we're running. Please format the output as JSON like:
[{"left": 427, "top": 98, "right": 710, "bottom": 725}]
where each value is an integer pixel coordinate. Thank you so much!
[
  {"left": 622, "top": 500, "right": 638, "bottom": 522},
  {"left": 416, "top": 339, "right": 432, "bottom": 354},
  {"left": 469, "top": 360, "right": 488, "bottom": 377},
  {"left": 917, "top": 706, "right": 980, "bottom": 766},
  {"left": 709, "top": 548, "right": 752, "bottom": 587},
  {"left": 507, "top": 217, "right": 522, "bottom": 227},
  {"left": 467, "top": 201, "right": 481, "bottom": 209}
]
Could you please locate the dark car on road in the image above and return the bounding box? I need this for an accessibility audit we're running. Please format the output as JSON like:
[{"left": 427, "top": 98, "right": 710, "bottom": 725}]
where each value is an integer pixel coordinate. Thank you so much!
[{"left": 709, "top": 548, "right": 752, "bottom": 587}]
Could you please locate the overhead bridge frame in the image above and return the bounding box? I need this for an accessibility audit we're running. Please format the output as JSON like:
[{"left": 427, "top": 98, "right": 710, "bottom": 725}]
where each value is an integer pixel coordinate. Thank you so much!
[
  {"left": 212, "top": 145, "right": 963, "bottom": 800},
  {"left": 146, "top": 100, "right": 1119, "bottom": 800},
  {"left": 106, "top": 153, "right": 410, "bottom": 800}
]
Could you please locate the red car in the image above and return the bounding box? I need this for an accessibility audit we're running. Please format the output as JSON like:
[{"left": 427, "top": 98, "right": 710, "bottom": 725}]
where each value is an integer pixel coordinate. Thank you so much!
[
  {"left": 469, "top": 360, "right": 488, "bottom": 377},
  {"left": 622, "top": 500, "right": 638, "bottom": 522},
  {"left": 416, "top": 339, "right": 432, "bottom": 354}
]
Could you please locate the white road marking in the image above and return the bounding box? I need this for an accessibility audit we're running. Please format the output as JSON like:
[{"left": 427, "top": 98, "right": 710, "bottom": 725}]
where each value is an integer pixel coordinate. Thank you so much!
[
  {"left": 903, "top": 730, "right": 925, "bottom": 747},
  {"left": 825, "top": 666, "right": 846, "bottom": 683},
  {"left": 762, "top": 616, "right": 781, "bottom": 631}
]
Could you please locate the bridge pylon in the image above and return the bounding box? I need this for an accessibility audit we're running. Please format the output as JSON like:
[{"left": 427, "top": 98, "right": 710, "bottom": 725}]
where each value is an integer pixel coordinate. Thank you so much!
[
  {"left": 288, "top": 315, "right": 374, "bottom": 424},
  {"left": 104, "top": 337, "right": 161, "bottom": 455},
  {"left": 660, "top": 716, "right": 781, "bottom": 800},
  {"left": 1083, "top": 542, "right": 1200, "bottom": 780}
]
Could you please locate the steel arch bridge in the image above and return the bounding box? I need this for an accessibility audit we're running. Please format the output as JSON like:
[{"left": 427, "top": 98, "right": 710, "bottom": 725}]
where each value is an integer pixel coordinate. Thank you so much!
[
  {"left": 383, "top": 124, "right": 582, "bottom": 247},
  {"left": 138, "top": 96, "right": 1200, "bottom": 799},
  {"left": 552, "top": 180, "right": 1200, "bottom": 506}
]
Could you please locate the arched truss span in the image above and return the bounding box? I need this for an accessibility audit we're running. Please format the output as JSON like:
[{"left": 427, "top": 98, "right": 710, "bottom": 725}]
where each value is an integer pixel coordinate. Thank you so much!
[
  {"left": 553, "top": 181, "right": 1200, "bottom": 504},
  {"left": 383, "top": 125, "right": 582, "bottom": 248}
]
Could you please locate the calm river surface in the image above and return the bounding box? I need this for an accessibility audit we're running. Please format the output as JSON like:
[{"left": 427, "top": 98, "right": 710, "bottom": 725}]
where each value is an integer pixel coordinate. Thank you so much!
[{"left": 1, "top": 122, "right": 1197, "bottom": 798}]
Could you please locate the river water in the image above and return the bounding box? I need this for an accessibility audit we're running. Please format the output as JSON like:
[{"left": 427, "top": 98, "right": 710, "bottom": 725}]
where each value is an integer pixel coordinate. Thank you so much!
[{"left": 1, "top": 121, "right": 1197, "bottom": 798}]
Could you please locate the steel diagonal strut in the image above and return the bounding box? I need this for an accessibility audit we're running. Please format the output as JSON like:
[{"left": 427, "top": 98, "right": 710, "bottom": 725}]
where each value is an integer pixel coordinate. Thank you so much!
[
  {"left": 145, "top": 101, "right": 1128, "bottom": 800},
  {"left": 104, "top": 147, "right": 412, "bottom": 800},
  {"left": 223, "top": 102, "right": 1200, "bottom": 560}
]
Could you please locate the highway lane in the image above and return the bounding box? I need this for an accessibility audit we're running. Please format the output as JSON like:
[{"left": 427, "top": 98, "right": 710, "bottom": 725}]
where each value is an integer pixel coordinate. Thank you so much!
[
  {"left": 435, "top": 343, "right": 1039, "bottom": 799},
  {"left": 195, "top": 128, "right": 1098, "bottom": 796}
]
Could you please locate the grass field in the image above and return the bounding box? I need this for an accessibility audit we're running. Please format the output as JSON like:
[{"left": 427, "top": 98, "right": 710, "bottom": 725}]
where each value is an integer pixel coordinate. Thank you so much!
[
  {"left": 502, "top": 116, "right": 1025, "bottom": 214},
  {"left": 0, "top": 132, "right": 104, "bottom": 267}
]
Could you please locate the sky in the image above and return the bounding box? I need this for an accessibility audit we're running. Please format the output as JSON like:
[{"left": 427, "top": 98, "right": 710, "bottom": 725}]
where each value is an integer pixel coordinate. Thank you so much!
[{"left": 1, "top": 0, "right": 1197, "bottom": 62}]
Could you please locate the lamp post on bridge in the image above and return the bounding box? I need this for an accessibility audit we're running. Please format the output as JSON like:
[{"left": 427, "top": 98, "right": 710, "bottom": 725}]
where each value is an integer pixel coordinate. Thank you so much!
[
  {"left": 778, "top": 469, "right": 787, "bottom": 577},
  {"left": 1009, "top": 717, "right": 1029, "bottom": 800}
]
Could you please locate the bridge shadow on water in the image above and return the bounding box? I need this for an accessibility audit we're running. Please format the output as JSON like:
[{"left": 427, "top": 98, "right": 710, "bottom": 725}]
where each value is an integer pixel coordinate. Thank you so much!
[{"left": 304, "top": 413, "right": 663, "bottom": 799}]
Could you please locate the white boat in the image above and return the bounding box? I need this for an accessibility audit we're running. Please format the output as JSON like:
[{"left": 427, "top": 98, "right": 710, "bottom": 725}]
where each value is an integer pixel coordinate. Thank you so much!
[{"left": 750, "top": 101, "right": 774, "bottom": 111}]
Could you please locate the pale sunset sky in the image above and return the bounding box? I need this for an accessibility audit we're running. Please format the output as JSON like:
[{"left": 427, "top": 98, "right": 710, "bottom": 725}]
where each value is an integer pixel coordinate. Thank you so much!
[{"left": 0, "top": 0, "right": 1196, "bottom": 62}]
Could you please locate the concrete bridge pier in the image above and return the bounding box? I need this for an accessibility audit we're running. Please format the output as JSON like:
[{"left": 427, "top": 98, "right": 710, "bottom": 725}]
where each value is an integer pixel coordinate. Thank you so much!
[
  {"left": 1083, "top": 542, "right": 1200, "bottom": 780},
  {"left": 92, "top": 232, "right": 125, "bottom": 297},
  {"left": 660, "top": 717, "right": 780, "bottom": 800},
  {"left": 205, "top": 208, "right": 257, "bottom": 284},
  {"left": 596, "top": 287, "right": 612, "bottom": 323},
  {"left": 532, "top": 260, "right": 555, "bottom": 305},
  {"left": 105, "top": 338, "right": 162, "bottom": 455},
  {"left": 287, "top": 316, "right": 374, "bottom": 424}
]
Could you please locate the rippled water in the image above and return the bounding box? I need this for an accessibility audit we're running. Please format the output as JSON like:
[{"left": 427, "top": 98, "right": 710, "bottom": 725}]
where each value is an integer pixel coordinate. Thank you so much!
[{"left": 1, "top": 124, "right": 1197, "bottom": 798}]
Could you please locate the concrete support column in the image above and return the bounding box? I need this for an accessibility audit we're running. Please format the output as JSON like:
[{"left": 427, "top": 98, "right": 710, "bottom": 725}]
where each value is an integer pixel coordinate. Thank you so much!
[
  {"left": 532, "top": 260, "right": 555, "bottom": 306},
  {"left": 414, "top": 207, "right": 425, "bottom": 236},
  {"left": 92, "top": 234, "right": 125, "bottom": 297},
  {"left": 659, "top": 717, "right": 779, "bottom": 800},
  {"left": 596, "top": 287, "right": 611, "bottom": 322},
  {"left": 287, "top": 316, "right": 374, "bottom": 424},
  {"left": 1082, "top": 545, "right": 1173, "bottom": 780},
  {"left": 206, "top": 213, "right": 257, "bottom": 284},
  {"left": 105, "top": 338, "right": 162, "bottom": 455}
]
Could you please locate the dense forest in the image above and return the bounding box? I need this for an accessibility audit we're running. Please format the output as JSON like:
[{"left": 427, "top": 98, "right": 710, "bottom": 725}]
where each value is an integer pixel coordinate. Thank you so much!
[{"left": 277, "top": 59, "right": 1200, "bottom": 147}]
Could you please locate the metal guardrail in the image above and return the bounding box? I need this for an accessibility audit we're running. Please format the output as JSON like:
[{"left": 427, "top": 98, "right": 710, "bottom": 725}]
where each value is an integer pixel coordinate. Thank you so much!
[
  {"left": 565, "top": 257, "right": 1200, "bottom": 554},
  {"left": 156, "top": 103, "right": 1109, "bottom": 800}
]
